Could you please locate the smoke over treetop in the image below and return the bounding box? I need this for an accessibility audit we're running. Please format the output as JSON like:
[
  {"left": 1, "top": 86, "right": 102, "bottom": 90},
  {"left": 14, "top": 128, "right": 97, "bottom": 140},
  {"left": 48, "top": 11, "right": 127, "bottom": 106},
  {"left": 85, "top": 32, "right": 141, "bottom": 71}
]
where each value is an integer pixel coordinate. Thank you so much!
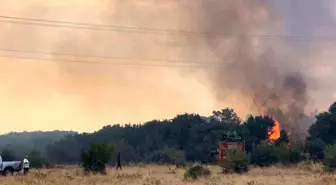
[
  {"left": 0, "top": 0, "right": 335, "bottom": 134},
  {"left": 198, "top": 0, "right": 336, "bottom": 138}
]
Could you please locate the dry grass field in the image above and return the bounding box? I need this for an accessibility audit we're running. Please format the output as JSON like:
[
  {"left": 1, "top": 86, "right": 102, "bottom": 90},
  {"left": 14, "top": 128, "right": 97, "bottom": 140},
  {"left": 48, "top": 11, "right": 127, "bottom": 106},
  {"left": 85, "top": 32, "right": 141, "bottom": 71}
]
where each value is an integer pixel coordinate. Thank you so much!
[{"left": 1, "top": 164, "right": 335, "bottom": 185}]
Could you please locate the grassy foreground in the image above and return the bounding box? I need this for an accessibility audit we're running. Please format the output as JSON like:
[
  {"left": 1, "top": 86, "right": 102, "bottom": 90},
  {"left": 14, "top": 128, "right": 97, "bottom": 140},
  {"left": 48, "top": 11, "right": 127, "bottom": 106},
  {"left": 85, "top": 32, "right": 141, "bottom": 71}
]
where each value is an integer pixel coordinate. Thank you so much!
[{"left": 1, "top": 164, "right": 335, "bottom": 185}]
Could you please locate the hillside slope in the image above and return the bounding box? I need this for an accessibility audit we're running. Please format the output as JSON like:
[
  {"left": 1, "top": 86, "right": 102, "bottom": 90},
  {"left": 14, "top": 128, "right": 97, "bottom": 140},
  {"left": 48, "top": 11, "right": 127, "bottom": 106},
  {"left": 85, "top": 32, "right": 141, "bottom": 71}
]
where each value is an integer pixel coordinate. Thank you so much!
[{"left": 0, "top": 130, "right": 76, "bottom": 157}]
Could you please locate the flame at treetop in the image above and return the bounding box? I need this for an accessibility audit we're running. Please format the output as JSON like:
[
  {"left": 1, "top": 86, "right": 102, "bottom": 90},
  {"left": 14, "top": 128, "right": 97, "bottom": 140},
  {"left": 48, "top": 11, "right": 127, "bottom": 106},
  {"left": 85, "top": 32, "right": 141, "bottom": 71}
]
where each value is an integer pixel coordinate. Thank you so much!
[{"left": 268, "top": 118, "right": 281, "bottom": 141}]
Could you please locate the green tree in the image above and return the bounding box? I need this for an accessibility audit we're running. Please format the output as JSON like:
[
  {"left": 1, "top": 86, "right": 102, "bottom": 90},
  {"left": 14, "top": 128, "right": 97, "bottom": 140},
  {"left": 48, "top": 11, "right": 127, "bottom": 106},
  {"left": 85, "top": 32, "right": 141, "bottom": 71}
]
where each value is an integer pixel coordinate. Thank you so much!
[
  {"left": 44, "top": 110, "right": 237, "bottom": 164},
  {"left": 323, "top": 144, "right": 336, "bottom": 172},
  {"left": 329, "top": 102, "right": 336, "bottom": 114},
  {"left": 250, "top": 142, "right": 278, "bottom": 167},
  {"left": 0, "top": 131, "right": 75, "bottom": 159},
  {"left": 1, "top": 149, "right": 15, "bottom": 161},
  {"left": 239, "top": 115, "right": 275, "bottom": 152},
  {"left": 276, "top": 143, "right": 306, "bottom": 165},
  {"left": 46, "top": 135, "right": 82, "bottom": 164},
  {"left": 221, "top": 148, "right": 248, "bottom": 174},
  {"left": 212, "top": 108, "right": 241, "bottom": 126},
  {"left": 305, "top": 138, "right": 326, "bottom": 161},
  {"left": 80, "top": 144, "right": 114, "bottom": 175},
  {"left": 308, "top": 102, "right": 336, "bottom": 145},
  {"left": 43, "top": 107, "right": 320, "bottom": 166},
  {"left": 29, "top": 149, "right": 46, "bottom": 168},
  {"left": 146, "top": 147, "right": 185, "bottom": 166},
  {"left": 170, "top": 113, "right": 205, "bottom": 150}
]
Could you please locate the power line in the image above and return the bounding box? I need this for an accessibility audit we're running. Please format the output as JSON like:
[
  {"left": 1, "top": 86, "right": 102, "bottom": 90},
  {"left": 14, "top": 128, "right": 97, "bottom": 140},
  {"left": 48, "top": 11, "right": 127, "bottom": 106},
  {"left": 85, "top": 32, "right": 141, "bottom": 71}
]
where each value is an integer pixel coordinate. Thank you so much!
[
  {"left": 0, "top": 48, "right": 320, "bottom": 69},
  {"left": 0, "top": 15, "right": 334, "bottom": 41},
  {"left": 0, "top": 15, "right": 152, "bottom": 32},
  {"left": 0, "top": 55, "right": 224, "bottom": 69},
  {"left": 0, "top": 48, "right": 221, "bottom": 65},
  {"left": 0, "top": 19, "right": 154, "bottom": 35}
]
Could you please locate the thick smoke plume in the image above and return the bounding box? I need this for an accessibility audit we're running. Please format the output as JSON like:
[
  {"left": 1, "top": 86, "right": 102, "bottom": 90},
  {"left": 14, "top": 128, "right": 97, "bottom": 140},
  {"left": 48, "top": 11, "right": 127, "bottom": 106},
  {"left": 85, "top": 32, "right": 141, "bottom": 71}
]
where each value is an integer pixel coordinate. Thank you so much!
[
  {"left": 0, "top": 0, "right": 335, "bottom": 136},
  {"left": 197, "top": 0, "right": 336, "bottom": 139}
]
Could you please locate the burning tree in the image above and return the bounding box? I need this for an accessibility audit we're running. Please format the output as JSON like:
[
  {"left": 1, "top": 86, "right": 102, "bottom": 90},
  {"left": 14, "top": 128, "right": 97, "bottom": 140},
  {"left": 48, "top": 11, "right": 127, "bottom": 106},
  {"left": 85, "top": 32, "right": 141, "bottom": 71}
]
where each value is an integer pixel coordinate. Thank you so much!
[
  {"left": 267, "top": 116, "right": 281, "bottom": 143},
  {"left": 239, "top": 115, "right": 277, "bottom": 152}
]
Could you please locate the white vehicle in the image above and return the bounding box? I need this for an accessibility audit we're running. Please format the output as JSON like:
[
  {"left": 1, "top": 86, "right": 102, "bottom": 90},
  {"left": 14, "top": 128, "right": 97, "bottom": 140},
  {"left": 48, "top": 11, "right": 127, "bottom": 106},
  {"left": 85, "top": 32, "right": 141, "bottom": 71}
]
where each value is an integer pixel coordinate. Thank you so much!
[{"left": 0, "top": 155, "right": 22, "bottom": 176}]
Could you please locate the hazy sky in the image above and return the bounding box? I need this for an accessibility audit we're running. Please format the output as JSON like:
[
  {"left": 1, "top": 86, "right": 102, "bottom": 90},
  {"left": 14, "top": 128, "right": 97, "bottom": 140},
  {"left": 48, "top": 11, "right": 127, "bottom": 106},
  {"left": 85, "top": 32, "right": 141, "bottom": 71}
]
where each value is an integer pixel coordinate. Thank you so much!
[{"left": 0, "top": 0, "right": 335, "bottom": 133}]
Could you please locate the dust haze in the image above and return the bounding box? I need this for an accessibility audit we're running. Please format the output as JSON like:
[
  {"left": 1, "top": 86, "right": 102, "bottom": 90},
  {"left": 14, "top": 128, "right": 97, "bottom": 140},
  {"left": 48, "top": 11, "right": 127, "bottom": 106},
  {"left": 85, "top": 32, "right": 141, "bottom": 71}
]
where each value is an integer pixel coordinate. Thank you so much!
[{"left": 0, "top": 0, "right": 335, "bottom": 135}]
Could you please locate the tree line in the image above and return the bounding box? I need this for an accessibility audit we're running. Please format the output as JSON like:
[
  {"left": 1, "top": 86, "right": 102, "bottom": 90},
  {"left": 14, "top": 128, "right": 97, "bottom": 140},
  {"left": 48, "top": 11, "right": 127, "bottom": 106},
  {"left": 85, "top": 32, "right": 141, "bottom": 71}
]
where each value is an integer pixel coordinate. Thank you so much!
[
  {"left": 1, "top": 102, "right": 335, "bottom": 170},
  {"left": 46, "top": 102, "right": 335, "bottom": 166}
]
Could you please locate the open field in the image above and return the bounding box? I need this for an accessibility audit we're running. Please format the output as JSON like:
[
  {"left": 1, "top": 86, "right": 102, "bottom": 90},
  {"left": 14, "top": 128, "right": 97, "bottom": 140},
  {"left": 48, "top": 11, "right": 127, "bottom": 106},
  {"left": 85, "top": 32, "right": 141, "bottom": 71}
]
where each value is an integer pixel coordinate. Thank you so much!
[{"left": 1, "top": 164, "right": 335, "bottom": 185}]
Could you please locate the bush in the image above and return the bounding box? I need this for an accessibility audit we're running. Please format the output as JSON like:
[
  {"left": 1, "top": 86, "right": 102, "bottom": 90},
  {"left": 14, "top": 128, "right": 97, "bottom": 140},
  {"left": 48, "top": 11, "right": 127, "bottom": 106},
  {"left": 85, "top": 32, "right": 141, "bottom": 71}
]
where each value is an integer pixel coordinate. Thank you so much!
[
  {"left": 305, "top": 138, "right": 326, "bottom": 161},
  {"left": 323, "top": 145, "right": 336, "bottom": 172},
  {"left": 28, "top": 150, "right": 56, "bottom": 169},
  {"left": 146, "top": 147, "right": 186, "bottom": 167},
  {"left": 80, "top": 144, "right": 114, "bottom": 175},
  {"left": 276, "top": 144, "right": 307, "bottom": 165},
  {"left": 184, "top": 165, "right": 211, "bottom": 180},
  {"left": 43, "top": 161, "right": 55, "bottom": 169},
  {"left": 250, "top": 142, "right": 278, "bottom": 167},
  {"left": 1, "top": 149, "right": 15, "bottom": 161},
  {"left": 220, "top": 149, "right": 248, "bottom": 174}
]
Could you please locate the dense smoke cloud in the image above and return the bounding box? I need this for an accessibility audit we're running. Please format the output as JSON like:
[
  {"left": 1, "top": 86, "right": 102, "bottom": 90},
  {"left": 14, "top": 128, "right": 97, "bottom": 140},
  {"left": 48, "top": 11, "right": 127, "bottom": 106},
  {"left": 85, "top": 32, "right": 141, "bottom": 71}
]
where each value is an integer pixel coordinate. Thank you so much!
[
  {"left": 0, "top": 0, "right": 335, "bottom": 136},
  {"left": 198, "top": 0, "right": 336, "bottom": 138}
]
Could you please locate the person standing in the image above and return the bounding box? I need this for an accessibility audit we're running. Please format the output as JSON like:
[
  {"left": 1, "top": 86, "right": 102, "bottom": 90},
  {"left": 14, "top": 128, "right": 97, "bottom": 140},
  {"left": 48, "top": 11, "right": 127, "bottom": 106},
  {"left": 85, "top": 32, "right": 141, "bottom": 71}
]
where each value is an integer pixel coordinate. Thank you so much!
[
  {"left": 116, "top": 152, "right": 122, "bottom": 171},
  {"left": 23, "top": 156, "right": 30, "bottom": 175}
]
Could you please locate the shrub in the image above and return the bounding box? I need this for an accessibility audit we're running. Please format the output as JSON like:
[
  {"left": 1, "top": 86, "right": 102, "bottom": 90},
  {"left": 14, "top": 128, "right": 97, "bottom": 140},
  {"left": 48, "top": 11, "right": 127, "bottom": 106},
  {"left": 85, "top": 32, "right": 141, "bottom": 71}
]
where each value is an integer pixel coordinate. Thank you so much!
[
  {"left": 276, "top": 144, "right": 307, "bottom": 165},
  {"left": 146, "top": 147, "right": 186, "bottom": 167},
  {"left": 43, "top": 161, "right": 55, "bottom": 169},
  {"left": 184, "top": 165, "right": 211, "bottom": 180},
  {"left": 220, "top": 149, "right": 248, "bottom": 174},
  {"left": 250, "top": 142, "right": 278, "bottom": 167},
  {"left": 323, "top": 144, "right": 336, "bottom": 172},
  {"left": 1, "top": 149, "right": 15, "bottom": 161},
  {"left": 305, "top": 138, "right": 326, "bottom": 161},
  {"left": 29, "top": 150, "right": 45, "bottom": 168},
  {"left": 80, "top": 144, "right": 114, "bottom": 175}
]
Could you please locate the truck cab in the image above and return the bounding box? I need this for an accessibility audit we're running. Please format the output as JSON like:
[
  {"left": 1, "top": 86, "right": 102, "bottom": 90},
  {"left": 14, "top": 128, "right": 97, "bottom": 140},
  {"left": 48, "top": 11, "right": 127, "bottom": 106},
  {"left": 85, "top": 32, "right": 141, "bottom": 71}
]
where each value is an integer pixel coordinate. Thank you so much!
[
  {"left": 0, "top": 155, "right": 23, "bottom": 176},
  {"left": 211, "top": 131, "right": 246, "bottom": 162}
]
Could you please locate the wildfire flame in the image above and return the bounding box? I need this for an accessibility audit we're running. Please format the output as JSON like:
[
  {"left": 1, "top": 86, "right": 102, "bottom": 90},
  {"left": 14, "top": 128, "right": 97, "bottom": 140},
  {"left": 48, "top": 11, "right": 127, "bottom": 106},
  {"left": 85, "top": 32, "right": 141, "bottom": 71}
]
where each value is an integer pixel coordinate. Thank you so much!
[{"left": 268, "top": 118, "right": 281, "bottom": 141}]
